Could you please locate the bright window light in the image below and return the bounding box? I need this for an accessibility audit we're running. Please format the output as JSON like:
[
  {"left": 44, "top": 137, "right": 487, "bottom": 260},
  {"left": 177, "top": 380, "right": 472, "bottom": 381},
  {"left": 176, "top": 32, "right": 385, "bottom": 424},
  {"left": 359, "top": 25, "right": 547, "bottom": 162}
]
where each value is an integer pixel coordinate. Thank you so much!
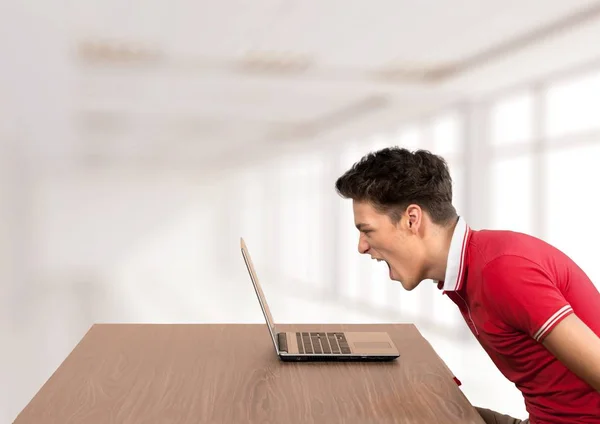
[
  {"left": 490, "top": 156, "right": 534, "bottom": 234},
  {"left": 490, "top": 91, "right": 534, "bottom": 145},
  {"left": 545, "top": 70, "right": 600, "bottom": 138},
  {"left": 544, "top": 143, "right": 600, "bottom": 287},
  {"left": 432, "top": 110, "right": 463, "bottom": 155}
]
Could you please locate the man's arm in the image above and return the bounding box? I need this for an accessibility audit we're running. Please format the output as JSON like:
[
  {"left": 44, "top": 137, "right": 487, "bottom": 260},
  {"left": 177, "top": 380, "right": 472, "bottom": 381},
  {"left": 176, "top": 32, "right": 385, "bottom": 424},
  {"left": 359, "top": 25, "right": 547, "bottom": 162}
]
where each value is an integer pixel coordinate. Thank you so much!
[
  {"left": 481, "top": 255, "right": 600, "bottom": 392},
  {"left": 543, "top": 313, "right": 600, "bottom": 392}
]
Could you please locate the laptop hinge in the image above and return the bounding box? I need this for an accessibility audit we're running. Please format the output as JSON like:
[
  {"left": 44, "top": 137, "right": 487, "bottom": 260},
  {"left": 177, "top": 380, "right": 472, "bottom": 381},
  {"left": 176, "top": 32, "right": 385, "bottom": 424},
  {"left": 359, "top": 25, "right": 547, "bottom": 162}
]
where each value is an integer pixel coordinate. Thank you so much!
[{"left": 277, "top": 332, "right": 288, "bottom": 353}]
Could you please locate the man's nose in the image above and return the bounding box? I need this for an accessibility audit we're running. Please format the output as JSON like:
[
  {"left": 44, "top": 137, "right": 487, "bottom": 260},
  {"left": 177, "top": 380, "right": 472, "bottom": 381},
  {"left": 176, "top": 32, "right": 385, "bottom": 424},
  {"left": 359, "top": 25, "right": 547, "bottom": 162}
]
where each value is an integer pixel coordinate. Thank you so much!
[{"left": 358, "top": 237, "right": 369, "bottom": 254}]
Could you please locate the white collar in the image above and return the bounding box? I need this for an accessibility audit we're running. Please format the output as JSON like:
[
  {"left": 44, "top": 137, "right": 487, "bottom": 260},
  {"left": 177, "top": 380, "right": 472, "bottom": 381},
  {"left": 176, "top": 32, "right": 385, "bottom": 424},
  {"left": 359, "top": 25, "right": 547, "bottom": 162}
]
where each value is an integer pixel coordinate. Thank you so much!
[{"left": 438, "top": 216, "right": 470, "bottom": 291}]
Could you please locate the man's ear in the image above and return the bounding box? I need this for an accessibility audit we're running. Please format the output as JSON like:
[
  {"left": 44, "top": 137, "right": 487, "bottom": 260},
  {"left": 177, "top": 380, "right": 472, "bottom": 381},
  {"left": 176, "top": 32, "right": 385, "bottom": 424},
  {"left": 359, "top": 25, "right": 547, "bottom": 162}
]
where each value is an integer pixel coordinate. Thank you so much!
[{"left": 405, "top": 204, "right": 422, "bottom": 233}]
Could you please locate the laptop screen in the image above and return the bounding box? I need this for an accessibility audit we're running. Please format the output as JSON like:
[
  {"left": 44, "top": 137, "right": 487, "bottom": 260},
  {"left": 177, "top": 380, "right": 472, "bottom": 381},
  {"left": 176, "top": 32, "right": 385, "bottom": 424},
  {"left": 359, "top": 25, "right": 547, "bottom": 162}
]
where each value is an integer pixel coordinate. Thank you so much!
[{"left": 240, "top": 237, "right": 279, "bottom": 353}]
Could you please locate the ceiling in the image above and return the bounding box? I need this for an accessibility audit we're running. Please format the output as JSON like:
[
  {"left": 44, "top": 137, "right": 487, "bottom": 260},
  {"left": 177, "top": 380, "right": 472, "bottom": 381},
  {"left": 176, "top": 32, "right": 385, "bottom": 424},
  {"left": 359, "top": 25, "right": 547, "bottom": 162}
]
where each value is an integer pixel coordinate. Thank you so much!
[{"left": 6, "top": 0, "right": 600, "bottom": 170}]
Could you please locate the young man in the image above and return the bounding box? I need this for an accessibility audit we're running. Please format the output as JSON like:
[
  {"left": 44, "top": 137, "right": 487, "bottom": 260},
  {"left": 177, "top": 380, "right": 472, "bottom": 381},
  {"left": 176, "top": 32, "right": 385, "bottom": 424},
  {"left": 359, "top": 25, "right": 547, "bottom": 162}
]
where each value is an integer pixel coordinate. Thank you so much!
[{"left": 335, "top": 147, "right": 600, "bottom": 424}]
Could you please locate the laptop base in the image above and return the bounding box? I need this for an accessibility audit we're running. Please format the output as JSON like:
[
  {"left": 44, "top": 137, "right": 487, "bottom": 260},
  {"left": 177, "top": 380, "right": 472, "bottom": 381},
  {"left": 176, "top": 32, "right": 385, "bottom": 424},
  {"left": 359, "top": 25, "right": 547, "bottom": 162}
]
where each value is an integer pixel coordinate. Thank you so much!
[
  {"left": 277, "top": 331, "right": 400, "bottom": 361},
  {"left": 279, "top": 353, "right": 399, "bottom": 362}
]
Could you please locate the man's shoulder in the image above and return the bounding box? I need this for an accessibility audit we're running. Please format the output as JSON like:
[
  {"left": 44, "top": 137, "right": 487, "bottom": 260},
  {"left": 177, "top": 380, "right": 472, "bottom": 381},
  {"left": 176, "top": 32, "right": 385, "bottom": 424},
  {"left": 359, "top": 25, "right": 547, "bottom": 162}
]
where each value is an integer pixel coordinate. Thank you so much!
[
  {"left": 468, "top": 228, "right": 552, "bottom": 266},
  {"left": 465, "top": 229, "right": 584, "bottom": 288},
  {"left": 467, "top": 228, "right": 584, "bottom": 287},
  {"left": 470, "top": 227, "right": 545, "bottom": 246}
]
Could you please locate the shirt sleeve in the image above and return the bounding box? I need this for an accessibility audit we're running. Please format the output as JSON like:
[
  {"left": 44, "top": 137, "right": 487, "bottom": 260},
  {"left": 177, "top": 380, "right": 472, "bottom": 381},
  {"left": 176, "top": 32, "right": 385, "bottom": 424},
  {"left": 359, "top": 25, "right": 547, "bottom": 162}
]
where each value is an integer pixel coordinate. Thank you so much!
[{"left": 481, "top": 255, "right": 573, "bottom": 343}]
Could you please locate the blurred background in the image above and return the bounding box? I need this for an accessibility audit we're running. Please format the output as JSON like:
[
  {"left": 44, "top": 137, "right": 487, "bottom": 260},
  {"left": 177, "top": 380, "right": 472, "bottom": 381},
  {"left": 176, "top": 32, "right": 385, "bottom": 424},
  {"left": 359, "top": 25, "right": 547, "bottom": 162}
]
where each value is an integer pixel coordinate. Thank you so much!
[{"left": 3, "top": 0, "right": 600, "bottom": 421}]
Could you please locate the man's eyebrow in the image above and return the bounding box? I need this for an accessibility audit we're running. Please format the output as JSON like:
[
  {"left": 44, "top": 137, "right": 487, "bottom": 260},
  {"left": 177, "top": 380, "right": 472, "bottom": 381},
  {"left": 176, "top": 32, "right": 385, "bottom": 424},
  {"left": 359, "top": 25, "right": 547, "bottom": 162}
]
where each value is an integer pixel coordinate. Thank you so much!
[{"left": 356, "top": 223, "right": 371, "bottom": 231}]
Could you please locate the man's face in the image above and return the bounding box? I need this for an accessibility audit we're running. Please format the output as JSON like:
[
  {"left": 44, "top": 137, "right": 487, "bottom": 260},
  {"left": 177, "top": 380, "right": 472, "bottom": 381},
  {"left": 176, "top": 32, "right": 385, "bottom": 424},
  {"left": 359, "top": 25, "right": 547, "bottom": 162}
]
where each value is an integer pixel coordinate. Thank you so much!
[{"left": 352, "top": 200, "right": 427, "bottom": 291}]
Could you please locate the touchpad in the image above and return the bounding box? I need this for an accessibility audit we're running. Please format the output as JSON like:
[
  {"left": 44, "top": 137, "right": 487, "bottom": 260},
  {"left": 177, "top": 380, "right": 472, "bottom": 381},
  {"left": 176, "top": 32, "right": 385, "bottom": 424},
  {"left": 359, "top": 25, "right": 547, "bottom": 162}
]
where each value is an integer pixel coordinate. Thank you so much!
[{"left": 353, "top": 341, "right": 392, "bottom": 349}]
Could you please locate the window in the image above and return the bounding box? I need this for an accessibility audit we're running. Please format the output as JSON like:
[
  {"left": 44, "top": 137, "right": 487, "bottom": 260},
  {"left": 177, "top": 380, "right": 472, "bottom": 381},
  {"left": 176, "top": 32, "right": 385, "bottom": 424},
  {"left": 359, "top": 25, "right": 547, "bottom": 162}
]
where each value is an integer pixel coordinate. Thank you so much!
[
  {"left": 490, "top": 90, "right": 534, "bottom": 146},
  {"left": 487, "top": 88, "right": 536, "bottom": 233},
  {"left": 276, "top": 151, "right": 326, "bottom": 289},
  {"left": 337, "top": 142, "right": 364, "bottom": 301},
  {"left": 432, "top": 110, "right": 463, "bottom": 155},
  {"left": 545, "top": 70, "right": 600, "bottom": 138},
  {"left": 238, "top": 166, "right": 266, "bottom": 257},
  {"left": 544, "top": 143, "right": 600, "bottom": 287},
  {"left": 449, "top": 165, "right": 465, "bottom": 216},
  {"left": 484, "top": 69, "right": 600, "bottom": 290},
  {"left": 490, "top": 156, "right": 534, "bottom": 234}
]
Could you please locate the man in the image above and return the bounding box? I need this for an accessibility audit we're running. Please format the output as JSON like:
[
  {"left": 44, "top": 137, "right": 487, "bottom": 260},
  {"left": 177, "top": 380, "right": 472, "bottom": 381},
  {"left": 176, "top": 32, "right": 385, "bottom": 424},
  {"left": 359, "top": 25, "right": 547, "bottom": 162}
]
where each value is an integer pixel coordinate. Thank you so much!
[{"left": 335, "top": 147, "right": 600, "bottom": 424}]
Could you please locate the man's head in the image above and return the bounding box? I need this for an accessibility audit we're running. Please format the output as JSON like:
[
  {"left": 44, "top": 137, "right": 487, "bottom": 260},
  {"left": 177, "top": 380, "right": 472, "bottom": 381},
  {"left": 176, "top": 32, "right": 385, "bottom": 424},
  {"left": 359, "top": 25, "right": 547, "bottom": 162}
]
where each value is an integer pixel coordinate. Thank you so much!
[{"left": 335, "top": 147, "right": 458, "bottom": 290}]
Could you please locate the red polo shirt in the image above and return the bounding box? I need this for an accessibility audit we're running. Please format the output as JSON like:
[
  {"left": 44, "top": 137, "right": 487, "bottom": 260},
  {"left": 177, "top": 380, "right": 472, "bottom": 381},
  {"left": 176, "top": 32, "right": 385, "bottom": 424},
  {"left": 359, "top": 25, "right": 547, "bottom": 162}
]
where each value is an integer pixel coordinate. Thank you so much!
[{"left": 440, "top": 217, "right": 600, "bottom": 423}]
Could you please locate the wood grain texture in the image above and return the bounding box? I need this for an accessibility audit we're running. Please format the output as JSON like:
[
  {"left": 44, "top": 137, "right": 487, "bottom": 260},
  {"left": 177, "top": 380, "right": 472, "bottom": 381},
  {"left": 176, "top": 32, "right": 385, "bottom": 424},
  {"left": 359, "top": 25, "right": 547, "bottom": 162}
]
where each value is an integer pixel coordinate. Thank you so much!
[{"left": 13, "top": 323, "right": 485, "bottom": 424}]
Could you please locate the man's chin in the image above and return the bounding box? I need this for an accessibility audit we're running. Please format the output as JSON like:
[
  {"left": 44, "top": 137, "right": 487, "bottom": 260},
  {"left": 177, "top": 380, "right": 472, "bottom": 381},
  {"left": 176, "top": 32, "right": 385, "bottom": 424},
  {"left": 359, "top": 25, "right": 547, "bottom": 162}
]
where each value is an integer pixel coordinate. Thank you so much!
[
  {"left": 389, "top": 268, "right": 420, "bottom": 291},
  {"left": 398, "top": 279, "right": 420, "bottom": 291}
]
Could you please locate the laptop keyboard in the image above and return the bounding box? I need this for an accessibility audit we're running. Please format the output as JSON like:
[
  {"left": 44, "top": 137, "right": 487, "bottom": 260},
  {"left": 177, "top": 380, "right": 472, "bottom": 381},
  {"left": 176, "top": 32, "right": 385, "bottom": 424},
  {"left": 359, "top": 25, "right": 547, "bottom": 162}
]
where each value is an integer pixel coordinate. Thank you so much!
[{"left": 294, "top": 332, "right": 351, "bottom": 355}]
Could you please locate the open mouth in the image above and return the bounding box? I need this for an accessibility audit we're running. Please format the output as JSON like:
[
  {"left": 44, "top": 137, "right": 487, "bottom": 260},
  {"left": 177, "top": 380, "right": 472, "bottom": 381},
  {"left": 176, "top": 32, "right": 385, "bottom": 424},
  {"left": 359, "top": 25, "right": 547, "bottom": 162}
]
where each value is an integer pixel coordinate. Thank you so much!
[
  {"left": 372, "top": 258, "right": 387, "bottom": 265},
  {"left": 373, "top": 258, "right": 392, "bottom": 276}
]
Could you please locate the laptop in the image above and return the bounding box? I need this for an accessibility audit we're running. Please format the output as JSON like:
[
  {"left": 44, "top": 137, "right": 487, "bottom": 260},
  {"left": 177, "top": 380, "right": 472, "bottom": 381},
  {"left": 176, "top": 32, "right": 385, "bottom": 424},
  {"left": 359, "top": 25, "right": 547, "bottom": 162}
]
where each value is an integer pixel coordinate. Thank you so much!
[{"left": 240, "top": 237, "right": 400, "bottom": 361}]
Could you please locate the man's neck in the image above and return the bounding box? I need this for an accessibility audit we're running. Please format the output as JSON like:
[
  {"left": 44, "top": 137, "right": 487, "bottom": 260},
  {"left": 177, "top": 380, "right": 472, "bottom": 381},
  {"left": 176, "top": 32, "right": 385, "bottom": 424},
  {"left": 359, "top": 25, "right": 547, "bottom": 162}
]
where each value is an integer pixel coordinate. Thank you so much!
[{"left": 426, "top": 217, "right": 459, "bottom": 282}]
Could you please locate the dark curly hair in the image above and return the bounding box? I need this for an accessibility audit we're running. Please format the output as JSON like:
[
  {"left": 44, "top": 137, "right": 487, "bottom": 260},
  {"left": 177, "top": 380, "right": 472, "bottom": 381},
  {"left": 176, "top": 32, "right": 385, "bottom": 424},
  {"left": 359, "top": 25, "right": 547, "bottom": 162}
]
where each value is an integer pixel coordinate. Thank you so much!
[{"left": 335, "top": 147, "right": 457, "bottom": 225}]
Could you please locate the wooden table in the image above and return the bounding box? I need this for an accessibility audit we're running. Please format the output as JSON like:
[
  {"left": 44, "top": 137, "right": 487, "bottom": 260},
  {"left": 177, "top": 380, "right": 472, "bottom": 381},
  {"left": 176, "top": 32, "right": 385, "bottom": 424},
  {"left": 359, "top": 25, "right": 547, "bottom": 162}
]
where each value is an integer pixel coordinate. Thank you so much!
[{"left": 14, "top": 323, "right": 485, "bottom": 423}]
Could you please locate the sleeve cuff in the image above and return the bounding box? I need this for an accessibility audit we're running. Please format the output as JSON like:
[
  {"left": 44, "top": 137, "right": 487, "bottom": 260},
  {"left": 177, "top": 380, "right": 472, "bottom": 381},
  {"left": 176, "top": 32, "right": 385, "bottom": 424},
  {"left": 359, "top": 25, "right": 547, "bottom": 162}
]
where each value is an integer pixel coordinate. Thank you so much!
[{"left": 533, "top": 305, "right": 574, "bottom": 342}]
